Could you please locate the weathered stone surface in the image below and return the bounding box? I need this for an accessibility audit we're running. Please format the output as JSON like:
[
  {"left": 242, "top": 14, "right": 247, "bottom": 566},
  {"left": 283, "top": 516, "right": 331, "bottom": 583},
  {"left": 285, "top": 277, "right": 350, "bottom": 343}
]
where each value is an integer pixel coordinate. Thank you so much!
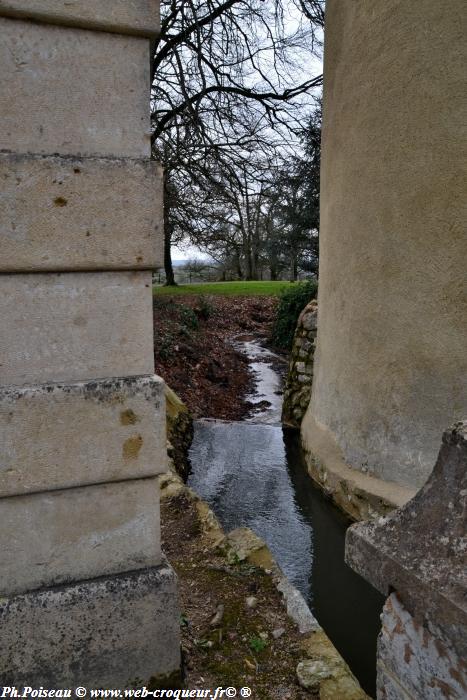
[
  {"left": 0, "top": 477, "right": 161, "bottom": 596},
  {"left": 217, "top": 527, "right": 275, "bottom": 569},
  {"left": 0, "top": 561, "right": 180, "bottom": 686},
  {"left": 166, "top": 385, "right": 194, "bottom": 481},
  {"left": 0, "top": 375, "right": 166, "bottom": 497},
  {"left": 0, "top": 0, "right": 159, "bottom": 37},
  {"left": 346, "top": 421, "right": 467, "bottom": 660},
  {"left": 276, "top": 576, "right": 320, "bottom": 635},
  {"left": 0, "top": 154, "right": 163, "bottom": 271},
  {"left": 297, "top": 374, "right": 312, "bottom": 384},
  {"left": 302, "top": 415, "right": 417, "bottom": 521},
  {"left": 300, "top": 630, "right": 369, "bottom": 699},
  {"left": 0, "top": 17, "right": 151, "bottom": 158},
  {"left": 377, "top": 593, "right": 466, "bottom": 700},
  {"left": 297, "top": 659, "right": 333, "bottom": 691},
  {"left": 375, "top": 667, "right": 409, "bottom": 700},
  {"left": 301, "top": 310, "right": 318, "bottom": 332},
  {"left": 0, "top": 271, "right": 154, "bottom": 385}
]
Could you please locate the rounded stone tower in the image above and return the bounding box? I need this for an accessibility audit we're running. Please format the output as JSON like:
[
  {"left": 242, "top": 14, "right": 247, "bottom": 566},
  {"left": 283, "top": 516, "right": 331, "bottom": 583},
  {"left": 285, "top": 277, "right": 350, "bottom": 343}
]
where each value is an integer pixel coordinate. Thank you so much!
[{"left": 302, "top": 0, "right": 467, "bottom": 497}]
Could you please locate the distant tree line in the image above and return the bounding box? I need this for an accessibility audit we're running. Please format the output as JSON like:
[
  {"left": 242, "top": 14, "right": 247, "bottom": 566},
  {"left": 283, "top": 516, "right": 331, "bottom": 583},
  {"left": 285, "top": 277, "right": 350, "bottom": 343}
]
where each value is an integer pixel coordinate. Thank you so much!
[{"left": 151, "top": 0, "right": 324, "bottom": 284}]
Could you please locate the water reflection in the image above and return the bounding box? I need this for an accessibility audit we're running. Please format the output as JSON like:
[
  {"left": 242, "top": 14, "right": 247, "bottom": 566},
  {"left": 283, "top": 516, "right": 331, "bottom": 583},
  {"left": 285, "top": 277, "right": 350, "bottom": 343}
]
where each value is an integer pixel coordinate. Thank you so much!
[
  {"left": 283, "top": 431, "right": 384, "bottom": 697},
  {"left": 188, "top": 421, "right": 383, "bottom": 697},
  {"left": 188, "top": 420, "right": 313, "bottom": 597}
]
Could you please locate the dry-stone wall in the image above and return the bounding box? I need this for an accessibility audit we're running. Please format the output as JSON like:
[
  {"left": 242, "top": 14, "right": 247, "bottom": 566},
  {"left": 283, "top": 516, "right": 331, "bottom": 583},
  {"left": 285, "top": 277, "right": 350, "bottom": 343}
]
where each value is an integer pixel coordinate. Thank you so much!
[{"left": 282, "top": 300, "right": 318, "bottom": 428}]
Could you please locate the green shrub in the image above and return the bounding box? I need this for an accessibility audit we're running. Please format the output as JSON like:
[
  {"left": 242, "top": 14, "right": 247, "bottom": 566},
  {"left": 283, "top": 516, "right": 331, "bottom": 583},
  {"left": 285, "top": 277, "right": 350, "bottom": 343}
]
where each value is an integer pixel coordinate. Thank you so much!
[
  {"left": 179, "top": 305, "right": 199, "bottom": 331},
  {"left": 271, "top": 280, "right": 318, "bottom": 350},
  {"left": 193, "top": 295, "right": 215, "bottom": 321},
  {"left": 249, "top": 636, "right": 268, "bottom": 653},
  {"left": 159, "top": 332, "right": 175, "bottom": 360}
]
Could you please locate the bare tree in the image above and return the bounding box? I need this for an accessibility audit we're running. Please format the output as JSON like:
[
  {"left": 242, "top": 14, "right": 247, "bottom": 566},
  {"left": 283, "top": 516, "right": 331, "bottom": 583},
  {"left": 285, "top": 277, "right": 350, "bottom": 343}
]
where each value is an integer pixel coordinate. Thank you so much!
[{"left": 151, "top": 0, "right": 324, "bottom": 283}]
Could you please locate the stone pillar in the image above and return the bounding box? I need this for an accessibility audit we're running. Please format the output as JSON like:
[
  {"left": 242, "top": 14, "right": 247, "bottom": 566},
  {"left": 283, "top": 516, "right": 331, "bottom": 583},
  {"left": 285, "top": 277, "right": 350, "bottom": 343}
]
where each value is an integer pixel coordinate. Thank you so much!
[
  {"left": 346, "top": 422, "right": 467, "bottom": 698},
  {"left": 301, "top": 0, "right": 467, "bottom": 499},
  {"left": 0, "top": 0, "right": 180, "bottom": 686}
]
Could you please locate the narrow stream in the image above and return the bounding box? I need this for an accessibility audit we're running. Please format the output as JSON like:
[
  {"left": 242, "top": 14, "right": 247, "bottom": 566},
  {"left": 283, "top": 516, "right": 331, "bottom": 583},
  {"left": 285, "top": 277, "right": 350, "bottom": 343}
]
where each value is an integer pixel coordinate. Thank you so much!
[{"left": 187, "top": 338, "right": 384, "bottom": 697}]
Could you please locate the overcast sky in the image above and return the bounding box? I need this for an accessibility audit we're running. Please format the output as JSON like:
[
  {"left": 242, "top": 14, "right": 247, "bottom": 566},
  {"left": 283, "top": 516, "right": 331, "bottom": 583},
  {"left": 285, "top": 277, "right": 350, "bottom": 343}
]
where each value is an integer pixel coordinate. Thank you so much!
[{"left": 173, "top": 10, "right": 324, "bottom": 262}]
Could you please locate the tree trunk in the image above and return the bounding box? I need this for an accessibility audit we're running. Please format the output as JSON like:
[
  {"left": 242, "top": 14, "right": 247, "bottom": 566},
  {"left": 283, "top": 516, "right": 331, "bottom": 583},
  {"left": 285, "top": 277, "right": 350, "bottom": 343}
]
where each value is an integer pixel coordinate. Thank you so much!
[
  {"left": 244, "top": 245, "right": 254, "bottom": 280},
  {"left": 252, "top": 250, "right": 259, "bottom": 280},
  {"left": 163, "top": 173, "right": 177, "bottom": 286},
  {"left": 163, "top": 224, "right": 177, "bottom": 286},
  {"left": 290, "top": 254, "right": 298, "bottom": 281},
  {"left": 235, "top": 253, "right": 243, "bottom": 280},
  {"left": 245, "top": 258, "right": 253, "bottom": 280}
]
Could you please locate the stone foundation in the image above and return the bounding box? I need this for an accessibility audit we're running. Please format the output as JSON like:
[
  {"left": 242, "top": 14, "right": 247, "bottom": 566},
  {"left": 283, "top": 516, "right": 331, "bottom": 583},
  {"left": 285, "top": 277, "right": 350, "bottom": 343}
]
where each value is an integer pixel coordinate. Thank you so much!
[{"left": 302, "top": 416, "right": 416, "bottom": 521}]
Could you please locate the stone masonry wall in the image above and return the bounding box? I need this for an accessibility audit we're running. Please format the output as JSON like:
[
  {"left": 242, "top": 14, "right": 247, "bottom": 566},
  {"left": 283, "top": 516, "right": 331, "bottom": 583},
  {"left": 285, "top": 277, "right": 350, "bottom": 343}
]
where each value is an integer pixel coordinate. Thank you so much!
[
  {"left": 346, "top": 421, "right": 467, "bottom": 698},
  {"left": 282, "top": 300, "right": 318, "bottom": 428},
  {"left": 0, "top": 0, "right": 180, "bottom": 685},
  {"left": 377, "top": 593, "right": 466, "bottom": 699}
]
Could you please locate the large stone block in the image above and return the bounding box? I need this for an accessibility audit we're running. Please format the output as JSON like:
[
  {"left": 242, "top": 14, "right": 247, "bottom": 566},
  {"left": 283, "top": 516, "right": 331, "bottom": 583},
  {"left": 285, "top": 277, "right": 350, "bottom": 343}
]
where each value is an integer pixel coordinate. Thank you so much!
[
  {"left": 0, "top": 154, "right": 163, "bottom": 271},
  {"left": 0, "top": 562, "right": 180, "bottom": 686},
  {"left": 0, "top": 17, "right": 151, "bottom": 158},
  {"left": 0, "top": 0, "right": 159, "bottom": 37},
  {"left": 0, "top": 376, "right": 166, "bottom": 498},
  {"left": 0, "top": 271, "right": 154, "bottom": 385},
  {"left": 0, "top": 478, "right": 161, "bottom": 596}
]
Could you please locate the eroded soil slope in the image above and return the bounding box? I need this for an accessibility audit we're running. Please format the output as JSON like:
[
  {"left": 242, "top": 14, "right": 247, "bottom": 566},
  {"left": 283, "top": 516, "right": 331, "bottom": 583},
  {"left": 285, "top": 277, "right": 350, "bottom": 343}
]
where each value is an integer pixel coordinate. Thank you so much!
[{"left": 153, "top": 294, "right": 277, "bottom": 420}]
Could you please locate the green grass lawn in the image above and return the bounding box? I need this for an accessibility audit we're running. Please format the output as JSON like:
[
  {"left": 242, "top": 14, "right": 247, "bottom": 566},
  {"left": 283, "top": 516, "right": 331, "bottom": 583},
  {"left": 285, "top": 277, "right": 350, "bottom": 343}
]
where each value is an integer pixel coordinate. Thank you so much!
[{"left": 153, "top": 280, "right": 295, "bottom": 296}]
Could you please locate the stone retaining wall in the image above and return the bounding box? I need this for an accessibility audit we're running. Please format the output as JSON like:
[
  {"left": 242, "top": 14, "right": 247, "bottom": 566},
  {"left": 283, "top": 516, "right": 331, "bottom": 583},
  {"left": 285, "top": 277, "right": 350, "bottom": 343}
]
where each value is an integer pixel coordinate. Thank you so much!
[{"left": 282, "top": 300, "right": 318, "bottom": 428}]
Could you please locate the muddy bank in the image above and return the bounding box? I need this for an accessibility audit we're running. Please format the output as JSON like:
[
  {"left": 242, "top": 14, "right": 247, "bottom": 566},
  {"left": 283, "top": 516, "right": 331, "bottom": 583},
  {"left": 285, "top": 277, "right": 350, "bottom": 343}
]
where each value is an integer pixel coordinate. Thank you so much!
[{"left": 153, "top": 295, "right": 278, "bottom": 420}]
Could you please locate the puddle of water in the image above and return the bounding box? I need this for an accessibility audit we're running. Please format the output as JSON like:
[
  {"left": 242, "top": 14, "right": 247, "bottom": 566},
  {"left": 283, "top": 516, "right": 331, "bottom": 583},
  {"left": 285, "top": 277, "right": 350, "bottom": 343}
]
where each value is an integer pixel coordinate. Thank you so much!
[{"left": 187, "top": 337, "right": 384, "bottom": 697}]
